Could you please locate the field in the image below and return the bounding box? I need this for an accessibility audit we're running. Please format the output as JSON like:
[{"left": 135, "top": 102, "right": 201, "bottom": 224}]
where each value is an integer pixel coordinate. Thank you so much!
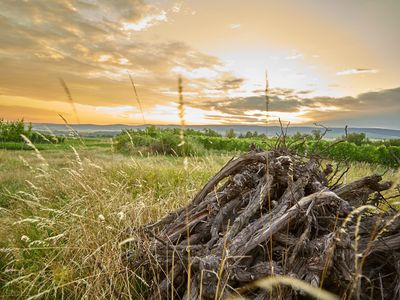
[
  {"left": 1, "top": 141, "right": 399, "bottom": 298},
  {"left": 0, "top": 146, "right": 230, "bottom": 298}
]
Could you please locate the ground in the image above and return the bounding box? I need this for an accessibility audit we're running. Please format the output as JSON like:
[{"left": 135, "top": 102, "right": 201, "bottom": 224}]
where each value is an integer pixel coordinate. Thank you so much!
[{"left": 0, "top": 147, "right": 398, "bottom": 299}]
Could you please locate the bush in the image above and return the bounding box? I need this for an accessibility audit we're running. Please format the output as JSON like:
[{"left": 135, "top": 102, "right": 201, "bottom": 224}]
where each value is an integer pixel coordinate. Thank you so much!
[
  {"left": 288, "top": 138, "right": 400, "bottom": 167},
  {"left": 113, "top": 128, "right": 205, "bottom": 156},
  {"left": 0, "top": 119, "right": 63, "bottom": 145},
  {"left": 113, "top": 126, "right": 400, "bottom": 167},
  {"left": 346, "top": 132, "right": 368, "bottom": 145}
]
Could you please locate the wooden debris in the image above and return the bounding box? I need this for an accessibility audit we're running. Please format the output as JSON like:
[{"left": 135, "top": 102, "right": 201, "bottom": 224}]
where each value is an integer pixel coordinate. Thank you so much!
[{"left": 126, "top": 149, "right": 399, "bottom": 299}]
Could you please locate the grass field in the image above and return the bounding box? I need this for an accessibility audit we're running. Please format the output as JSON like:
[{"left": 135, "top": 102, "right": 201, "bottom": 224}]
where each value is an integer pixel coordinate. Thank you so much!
[
  {"left": 0, "top": 137, "right": 112, "bottom": 151},
  {"left": 0, "top": 147, "right": 399, "bottom": 299}
]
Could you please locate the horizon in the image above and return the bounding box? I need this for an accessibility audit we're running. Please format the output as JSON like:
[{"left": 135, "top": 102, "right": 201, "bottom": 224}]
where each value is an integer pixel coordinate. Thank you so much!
[
  {"left": 0, "top": 116, "right": 400, "bottom": 131},
  {"left": 26, "top": 121, "right": 400, "bottom": 132},
  {"left": 1, "top": 1, "right": 400, "bottom": 129},
  {"left": 26, "top": 122, "right": 400, "bottom": 139}
]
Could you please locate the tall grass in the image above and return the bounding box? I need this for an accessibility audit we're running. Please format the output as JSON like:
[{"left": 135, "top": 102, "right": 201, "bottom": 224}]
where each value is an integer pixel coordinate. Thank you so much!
[
  {"left": 178, "top": 76, "right": 186, "bottom": 149},
  {"left": 128, "top": 73, "right": 146, "bottom": 125},
  {"left": 0, "top": 148, "right": 228, "bottom": 298},
  {"left": 59, "top": 78, "right": 80, "bottom": 124}
]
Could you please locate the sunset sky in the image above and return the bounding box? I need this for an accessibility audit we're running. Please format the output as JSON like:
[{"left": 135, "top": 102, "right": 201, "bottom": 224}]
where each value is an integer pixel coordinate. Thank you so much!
[{"left": 1, "top": 0, "right": 399, "bottom": 128}]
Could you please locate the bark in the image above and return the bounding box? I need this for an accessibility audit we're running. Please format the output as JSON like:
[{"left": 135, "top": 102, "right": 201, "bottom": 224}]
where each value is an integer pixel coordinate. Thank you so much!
[{"left": 126, "top": 149, "right": 399, "bottom": 299}]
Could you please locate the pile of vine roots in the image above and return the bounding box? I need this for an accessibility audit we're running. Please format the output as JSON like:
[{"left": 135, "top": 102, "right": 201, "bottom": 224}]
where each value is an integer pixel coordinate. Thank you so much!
[{"left": 126, "top": 149, "right": 400, "bottom": 299}]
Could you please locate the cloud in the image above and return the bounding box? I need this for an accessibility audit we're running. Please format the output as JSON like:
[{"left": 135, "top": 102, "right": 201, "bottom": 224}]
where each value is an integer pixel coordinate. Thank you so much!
[
  {"left": 95, "top": 105, "right": 135, "bottom": 115},
  {"left": 1, "top": 1, "right": 397, "bottom": 128},
  {"left": 229, "top": 23, "right": 241, "bottom": 29},
  {"left": 122, "top": 11, "right": 167, "bottom": 31},
  {"left": 217, "top": 77, "right": 245, "bottom": 91},
  {"left": 170, "top": 2, "right": 196, "bottom": 15},
  {"left": 0, "top": 0, "right": 236, "bottom": 112},
  {"left": 285, "top": 52, "right": 304, "bottom": 60},
  {"left": 171, "top": 3, "right": 182, "bottom": 13},
  {"left": 171, "top": 66, "right": 220, "bottom": 80},
  {"left": 336, "top": 68, "right": 379, "bottom": 76},
  {"left": 189, "top": 86, "right": 400, "bottom": 127}
]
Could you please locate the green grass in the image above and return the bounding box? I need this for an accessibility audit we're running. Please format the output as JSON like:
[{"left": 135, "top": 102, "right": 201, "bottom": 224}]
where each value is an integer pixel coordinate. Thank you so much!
[
  {"left": 0, "top": 137, "right": 112, "bottom": 151},
  {"left": 0, "top": 147, "right": 398, "bottom": 299},
  {"left": 0, "top": 148, "right": 229, "bottom": 298}
]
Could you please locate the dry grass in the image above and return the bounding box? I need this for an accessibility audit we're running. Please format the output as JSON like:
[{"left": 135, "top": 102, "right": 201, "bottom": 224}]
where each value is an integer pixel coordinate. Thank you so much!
[
  {"left": 242, "top": 275, "right": 339, "bottom": 300},
  {"left": 59, "top": 78, "right": 80, "bottom": 124},
  {"left": 0, "top": 148, "right": 399, "bottom": 299},
  {"left": 0, "top": 148, "right": 228, "bottom": 299},
  {"left": 178, "top": 76, "right": 186, "bottom": 150},
  {"left": 128, "top": 73, "right": 146, "bottom": 125}
]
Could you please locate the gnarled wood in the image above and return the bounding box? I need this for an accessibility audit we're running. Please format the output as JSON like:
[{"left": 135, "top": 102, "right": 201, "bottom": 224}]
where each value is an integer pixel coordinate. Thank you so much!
[{"left": 126, "top": 150, "right": 399, "bottom": 300}]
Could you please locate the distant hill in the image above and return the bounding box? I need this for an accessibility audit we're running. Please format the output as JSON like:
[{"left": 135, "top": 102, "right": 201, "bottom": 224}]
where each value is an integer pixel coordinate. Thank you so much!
[{"left": 32, "top": 123, "right": 400, "bottom": 139}]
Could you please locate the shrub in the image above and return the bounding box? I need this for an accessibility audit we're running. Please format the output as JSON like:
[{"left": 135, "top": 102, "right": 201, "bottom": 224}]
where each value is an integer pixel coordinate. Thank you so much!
[
  {"left": 0, "top": 119, "right": 63, "bottom": 145},
  {"left": 113, "top": 129, "right": 205, "bottom": 156},
  {"left": 113, "top": 127, "right": 400, "bottom": 167},
  {"left": 346, "top": 132, "right": 368, "bottom": 145}
]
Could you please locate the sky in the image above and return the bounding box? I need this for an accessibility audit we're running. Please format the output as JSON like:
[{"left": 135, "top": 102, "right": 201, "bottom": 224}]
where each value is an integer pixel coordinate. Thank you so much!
[{"left": 0, "top": 0, "right": 399, "bottom": 128}]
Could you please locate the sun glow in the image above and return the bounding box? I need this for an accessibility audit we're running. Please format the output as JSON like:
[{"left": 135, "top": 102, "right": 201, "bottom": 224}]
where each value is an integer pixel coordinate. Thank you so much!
[
  {"left": 244, "top": 109, "right": 311, "bottom": 124},
  {"left": 128, "top": 102, "right": 220, "bottom": 125}
]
